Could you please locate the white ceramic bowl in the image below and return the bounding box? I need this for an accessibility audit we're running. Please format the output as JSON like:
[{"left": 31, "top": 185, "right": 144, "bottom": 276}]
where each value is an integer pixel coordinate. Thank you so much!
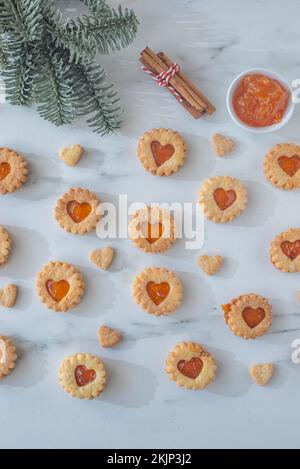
[{"left": 226, "top": 68, "right": 295, "bottom": 133}]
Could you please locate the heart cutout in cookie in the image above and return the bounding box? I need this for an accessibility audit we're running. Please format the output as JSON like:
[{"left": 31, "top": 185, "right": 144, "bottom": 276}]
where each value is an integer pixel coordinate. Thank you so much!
[
  {"left": 281, "top": 240, "right": 300, "bottom": 261},
  {"left": 90, "top": 247, "right": 114, "bottom": 270},
  {"left": 213, "top": 188, "right": 237, "bottom": 211},
  {"left": 151, "top": 141, "right": 175, "bottom": 167},
  {"left": 75, "top": 365, "right": 96, "bottom": 387},
  {"left": 146, "top": 281, "right": 170, "bottom": 305},
  {"left": 242, "top": 307, "right": 265, "bottom": 329},
  {"left": 177, "top": 357, "right": 203, "bottom": 379},
  {"left": 60, "top": 144, "right": 83, "bottom": 166},
  {"left": 67, "top": 201, "right": 92, "bottom": 223},
  {"left": 46, "top": 279, "right": 70, "bottom": 302},
  {"left": 0, "top": 284, "right": 17, "bottom": 308},
  {"left": 0, "top": 162, "right": 11, "bottom": 181},
  {"left": 141, "top": 222, "right": 163, "bottom": 244},
  {"left": 278, "top": 155, "right": 300, "bottom": 177}
]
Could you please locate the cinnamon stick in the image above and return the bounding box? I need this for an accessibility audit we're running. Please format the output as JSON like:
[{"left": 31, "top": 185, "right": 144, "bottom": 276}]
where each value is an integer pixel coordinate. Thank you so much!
[
  {"left": 158, "top": 51, "right": 216, "bottom": 115},
  {"left": 141, "top": 47, "right": 204, "bottom": 114},
  {"left": 139, "top": 47, "right": 215, "bottom": 119}
]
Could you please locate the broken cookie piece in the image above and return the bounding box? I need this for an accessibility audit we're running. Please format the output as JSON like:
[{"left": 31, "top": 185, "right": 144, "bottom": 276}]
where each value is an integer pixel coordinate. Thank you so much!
[{"left": 212, "top": 133, "right": 235, "bottom": 157}]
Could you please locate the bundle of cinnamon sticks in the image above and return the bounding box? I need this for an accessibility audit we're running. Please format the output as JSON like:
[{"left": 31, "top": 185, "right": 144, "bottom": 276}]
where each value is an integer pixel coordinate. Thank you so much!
[{"left": 140, "top": 47, "right": 215, "bottom": 119}]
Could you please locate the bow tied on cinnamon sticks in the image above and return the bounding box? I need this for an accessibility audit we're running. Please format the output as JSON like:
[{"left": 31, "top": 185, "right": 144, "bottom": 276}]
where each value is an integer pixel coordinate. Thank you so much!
[{"left": 140, "top": 47, "right": 216, "bottom": 119}]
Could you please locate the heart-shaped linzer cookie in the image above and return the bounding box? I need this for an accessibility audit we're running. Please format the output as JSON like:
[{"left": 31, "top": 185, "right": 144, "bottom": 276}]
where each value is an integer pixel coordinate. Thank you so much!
[
  {"left": 0, "top": 162, "right": 11, "bottom": 181},
  {"left": 75, "top": 365, "right": 96, "bottom": 387},
  {"left": 0, "top": 284, "right": 17, "bottom": 308},
  {"left": 250, "top": 364, "right": 274, "bottom": 386},
  {"left": 46, "top": 279, "right": 70, "bottom": 302},
  {"left": 281, "top": 240, "right": 300, "bottom": 260},
  {"left": 278, "top": 155, "right": 300, "bottom": 177},
  {"left": 146, "top": 281, "right": 170, "bottom": 305},
  {"left": 151, "top": 141, "right": 175, "bottom": 167},
  {"left": 90, "top": 247, "right": 114, "bottom": 270},
  {"left": 67, "top": 201, "right": 92, "bottom": 223},
  {"left": 141, "top": 222, "right": 163, "bottom": 244},
  {"left": 99, "top": 325, "right": 122, "bottom": 348},
  {"left": 59, "top": 144, "right": 83, "bottom": 167},
  {"left": 242, "top": 307, "right": 265, "bottom": 329},
  {"left": 177, "top": 357, "right": 203, "bottom": 379},
  {"left": 213, "top": 188, "right": 237, "bottom": 211}
]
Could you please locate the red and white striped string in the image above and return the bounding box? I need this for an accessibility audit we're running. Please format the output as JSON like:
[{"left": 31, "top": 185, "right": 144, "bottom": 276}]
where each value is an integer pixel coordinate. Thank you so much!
[{"left": 141, "top": 62, "right": 183, "bottom": 102}]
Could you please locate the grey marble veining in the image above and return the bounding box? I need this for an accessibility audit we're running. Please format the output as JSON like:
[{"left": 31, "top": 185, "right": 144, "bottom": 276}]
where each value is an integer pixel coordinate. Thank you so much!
[{"left": 0, "top": 0, "right": 300, "bottom": 449}]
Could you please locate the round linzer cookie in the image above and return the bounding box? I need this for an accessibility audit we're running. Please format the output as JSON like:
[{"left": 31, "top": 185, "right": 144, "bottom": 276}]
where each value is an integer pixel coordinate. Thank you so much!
[
  {"left": 137, "top": 128, "right": 187, "bottom": 176},
  {"left": 0, "top": 226, "right": 11, "bottom": 266},
  {"left": 59, "top": 353, "right": 106, "bottom": 400},
  {"left": 55, "top": 187, "right": 100, "bottom": 235},
  {"left": 270, "top": 227, "right": 300, "bottom": 272},
  {"left": 222, "top": 294, "right": 272, "bottom": 339},
  {"left": 0, "top": 147, "right": 28, "bottom": 195},
  {"left": 0, "top": 336, "right": 17, "bottom": 380},
  {"left": 132, "top": 267, "right": 183, "bottom": 316},
  {"left": 199, "top": 175, "right": 247, "bottom": 223},
  {"left": 264, "top": 143, "right": 300, "bottom": 190},
  {"left": 36, "top": 261, "right": 85, "bottom": 312},
  {"left": 128, "top": 205, "right": 176, "bottom": 254},
  {"left": 166, "top": 342, "right": 217, "bottom": 390}
]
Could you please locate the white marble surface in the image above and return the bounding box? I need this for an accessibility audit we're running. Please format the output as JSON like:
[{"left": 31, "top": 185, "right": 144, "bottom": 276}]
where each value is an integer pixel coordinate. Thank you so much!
[{"left": 1, "top": 0, "right": 300, "bottom": 450}]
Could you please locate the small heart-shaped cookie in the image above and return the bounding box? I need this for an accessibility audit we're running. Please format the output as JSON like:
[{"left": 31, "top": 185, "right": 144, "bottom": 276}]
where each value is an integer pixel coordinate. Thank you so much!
[
  {"left": 212, "top": 133, "right": 235, "bottom": 157},
  {"left": 59, "top": 144, "right": 84, "bottom": 166},
  {"left": 250, "top": 363, "right": 274, "bottom": 386},
  {"left": 98, "top": 325, "right": 122, "bottom": 348},
  {"left": 0, "top": 284, "right": 18, "bottom": 308},
  {"left": 198, "top": 255, "right": 223, "bottom": 275},
  {"left": 89, "top": 247, "right": 115, "bottom": 270}
]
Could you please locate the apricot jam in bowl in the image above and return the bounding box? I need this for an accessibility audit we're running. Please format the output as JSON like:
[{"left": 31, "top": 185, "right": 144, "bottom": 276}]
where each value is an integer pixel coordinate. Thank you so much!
[{"left": 226, "top": 69, "right": 294, "bottom": 133}]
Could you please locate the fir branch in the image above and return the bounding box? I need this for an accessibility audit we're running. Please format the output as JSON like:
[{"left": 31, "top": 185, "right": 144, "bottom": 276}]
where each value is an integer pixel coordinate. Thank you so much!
[
  {"left": 72, "top": 62, "right": 121, "bottom": 135},
  {"left": 42, "top": 6, "right": 97, "bottom": 63},
  {"left": 0, "top": 38, "right": 8, "bottom": 70},
  {"left": 79, "top": 0, "right": 110, "bottom": 16},
  {"left": 3, "top": 43, "right": 35, "bottom": 105},
  {"left": 73, "top": 7, "right": 139, "bottom": 55},
  {"left": 33, "top": 54, "right": 75, "bottom": 126},
  {"left": 0, "top": 0, "right": 45, "bottom": 41},
  {"left": 0, "top": 0, "right": 139, "bottom": 135},
  {"left": 43, "top": 4, "right": 138, "bottom": 62},
  {"left": 18, "top": 0, "right": 45, "bottom": 41}
]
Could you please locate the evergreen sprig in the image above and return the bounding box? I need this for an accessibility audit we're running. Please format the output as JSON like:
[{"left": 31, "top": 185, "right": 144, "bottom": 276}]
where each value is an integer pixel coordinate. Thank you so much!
[{"left": 0, "top": 0, "right": 139, "bottom": 135}]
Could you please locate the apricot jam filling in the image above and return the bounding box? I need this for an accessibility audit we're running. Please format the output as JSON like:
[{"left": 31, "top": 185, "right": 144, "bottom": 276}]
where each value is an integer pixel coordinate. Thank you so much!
[
  {"left": 0, "top": 162, "right": 11, "bottom": 180},
  {"left": 46, "top": 279, "right": 70, "bottom": 302},
  {"left": 177, "top": 358, "right": 203, "bottom": 379},
  {"left": 233, "top": 73, "right": 289, "bottom": 127},
  {"left": 146, "top": 281, "right": 170, "bottom": 305},
  {"left": 67, "top": 201, "right": 92, "bottom": 223}
]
